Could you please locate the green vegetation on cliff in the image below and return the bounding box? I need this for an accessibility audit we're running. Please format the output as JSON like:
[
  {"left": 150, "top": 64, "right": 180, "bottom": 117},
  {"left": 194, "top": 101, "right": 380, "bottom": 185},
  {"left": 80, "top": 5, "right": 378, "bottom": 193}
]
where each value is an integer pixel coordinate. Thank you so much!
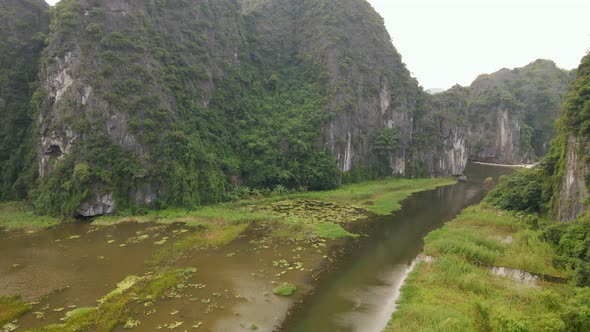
[
  {"left": 562, "top": 54, "right": 590, "bottom": 137},
  {"left": 0, "top": 0, "right": 49, "bottom": 201}
]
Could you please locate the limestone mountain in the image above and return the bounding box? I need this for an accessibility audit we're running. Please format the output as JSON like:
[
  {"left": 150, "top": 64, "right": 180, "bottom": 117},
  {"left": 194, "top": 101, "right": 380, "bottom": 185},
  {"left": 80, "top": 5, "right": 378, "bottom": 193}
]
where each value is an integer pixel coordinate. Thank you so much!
[
  {"left": 421, "top": 60, "right": 574, "bottom": 172},
  {"left": 0, "top": 0, "right": 577, "bottom": 217},
  {"left": 33, "top": 0, "right": 246, "bottom": 216},
  {"left": 22, "top": 0, "right": 429, "bottom": 217}
]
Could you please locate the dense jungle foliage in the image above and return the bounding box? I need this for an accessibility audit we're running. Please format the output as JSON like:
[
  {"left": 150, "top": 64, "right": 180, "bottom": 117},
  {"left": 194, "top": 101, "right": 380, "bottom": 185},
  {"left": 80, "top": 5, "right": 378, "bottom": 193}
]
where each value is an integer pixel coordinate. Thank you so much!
[{"left": 0, "top": 0, "right": 49, "bottom": 201}]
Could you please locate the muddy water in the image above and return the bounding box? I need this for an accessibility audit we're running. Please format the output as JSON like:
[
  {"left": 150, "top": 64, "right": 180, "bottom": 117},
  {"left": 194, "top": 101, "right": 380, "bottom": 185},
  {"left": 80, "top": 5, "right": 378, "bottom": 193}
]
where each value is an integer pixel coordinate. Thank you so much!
[
  {"left": 110, "top": 227, "right": 336, "bottom": 332},
  {"left": 0, "top": 222, "right": 187, "bottom": 329},
  {"left": 1, "top": 221, "right": 335, "bottom": 331},
  {"left": 280, "top": 163, "right": 512, "bottom": 332}
]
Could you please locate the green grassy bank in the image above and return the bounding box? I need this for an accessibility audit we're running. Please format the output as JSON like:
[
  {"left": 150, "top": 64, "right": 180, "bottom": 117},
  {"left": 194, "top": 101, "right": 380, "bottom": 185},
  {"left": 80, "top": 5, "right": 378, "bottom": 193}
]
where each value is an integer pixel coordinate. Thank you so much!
[
  {"left": 387, "top": 203, "right": 590, "bottom": 332},
  {"left": 1, "top": 177, "right": 454, "bottom": 240}
]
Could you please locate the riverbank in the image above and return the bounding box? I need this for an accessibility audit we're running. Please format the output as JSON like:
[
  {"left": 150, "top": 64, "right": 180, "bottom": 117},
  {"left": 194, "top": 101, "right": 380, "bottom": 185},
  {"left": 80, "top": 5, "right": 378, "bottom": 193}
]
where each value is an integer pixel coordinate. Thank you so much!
[
  {"left": 0, "top": 202, "right": 60, "bottom": 232},
  {"left": 386, "top": 203, "right": 588, "bottom": 331},
  {"left": 1, "top": 177, "right": 455, "bottom": 331}
]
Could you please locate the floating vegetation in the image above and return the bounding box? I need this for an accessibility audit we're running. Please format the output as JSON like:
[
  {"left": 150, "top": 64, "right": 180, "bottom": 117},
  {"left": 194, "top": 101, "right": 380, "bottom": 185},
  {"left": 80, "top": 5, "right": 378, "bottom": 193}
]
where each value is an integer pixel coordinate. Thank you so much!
[
  {"left": 154, "top": 239, "right": 168, "bottom": 245},
  {"left": 127, "top": 234, "right": 150, "bottom": 244},
  {"left": 313, "top": 223, "right": 358, "bottom": 239},
  {"left": 158, "top": 321, "right": 183, "bottom": 329},
  {"left": 30, "top": 268, "right": 195, "bottom": 331},
  {"left": 98, "top": 275, "right": 143, "bottom": 304},
  {"left": 123, "top": 318, "right": 141, "bottom": 329},
  {"left": 1, "top": 322, "right": 18, "bottom": 332},
  {"left": 272, "top": 283, "right": 297, "bottom": 296},
  {"left": 64, "top": 307, "right": 96, "bottom": 321}
]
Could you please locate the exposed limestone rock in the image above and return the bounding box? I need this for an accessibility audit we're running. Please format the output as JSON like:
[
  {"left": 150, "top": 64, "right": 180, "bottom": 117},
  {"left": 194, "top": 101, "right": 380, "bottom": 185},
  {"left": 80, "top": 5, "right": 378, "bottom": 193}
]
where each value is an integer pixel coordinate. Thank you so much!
[
  {"left": 77, "top": 192, "right": 115, "bottom": 217},
  {"left": 38, "top": 130, "right": 77, "bottom": 177},
  {"left": 557, "top": 136, "right": 589, "bottom": 221},
  {"left": 47, "top": 52, "right": 76, "bottom": 103}
]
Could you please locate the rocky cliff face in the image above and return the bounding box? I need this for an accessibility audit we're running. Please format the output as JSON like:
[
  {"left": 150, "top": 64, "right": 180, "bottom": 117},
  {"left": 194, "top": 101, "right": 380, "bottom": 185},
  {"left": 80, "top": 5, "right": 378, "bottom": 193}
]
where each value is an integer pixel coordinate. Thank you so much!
[
  {"left": 241, "top": 0, "right": 419, "bottom": 175},
  {"left": 0, "top": 0, "right": 49, "bottom": 200},
  {"left": 556, "top": 135, "right": 589, "bottom": 221},
  {"left": 552, "top": 54, "right": 590, "bottom": 221},
  {"left": 33, "top": 0, "right": 246, "bottom": 216},
  {"left": 409, "top": 86, "right": 470, "bottom": 176},
  {"left": 429, "top": 60, "right": 573, "bottom": 167}
]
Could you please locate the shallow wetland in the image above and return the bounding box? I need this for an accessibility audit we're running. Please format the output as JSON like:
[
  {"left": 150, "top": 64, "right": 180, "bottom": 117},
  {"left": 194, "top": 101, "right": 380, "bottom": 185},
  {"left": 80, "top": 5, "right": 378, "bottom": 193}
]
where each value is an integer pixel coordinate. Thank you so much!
[{"left": 0, "top": 163, "right": 508, "bottom": 331}]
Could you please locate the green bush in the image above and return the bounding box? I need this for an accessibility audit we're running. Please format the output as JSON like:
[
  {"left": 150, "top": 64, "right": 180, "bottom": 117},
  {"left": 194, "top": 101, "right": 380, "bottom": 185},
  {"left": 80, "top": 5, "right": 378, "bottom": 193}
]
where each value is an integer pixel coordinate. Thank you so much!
[
  {"left": 486, "top": 168, "right": 545, "bottom": 213},
  {"left": 544, "top": 217, "right": 590, "bottom": 286}
]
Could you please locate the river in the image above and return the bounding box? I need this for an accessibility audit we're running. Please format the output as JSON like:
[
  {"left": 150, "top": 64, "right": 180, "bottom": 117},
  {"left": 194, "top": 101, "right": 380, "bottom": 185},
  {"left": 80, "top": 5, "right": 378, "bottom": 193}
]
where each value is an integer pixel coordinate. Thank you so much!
[{"left": 279, "top": 163, "right": 512, "bottom": 332}]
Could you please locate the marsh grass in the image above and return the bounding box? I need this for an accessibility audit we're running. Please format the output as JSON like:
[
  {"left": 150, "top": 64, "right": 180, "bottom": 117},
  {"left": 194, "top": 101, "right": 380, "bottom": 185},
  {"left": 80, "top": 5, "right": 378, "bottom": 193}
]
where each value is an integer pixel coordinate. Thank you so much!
[
  {"left": 0, "top": 295, "right": 31, "bottom": 325},
  {"left": 94, "top": 177, "right": 455, "bottom": 241},
  {"left": 387, "top": 203, "right": 585, "bottom": 332},
  {"left": 296, "top": 177, "right": 456, "bottom": 215},
  {"left": 313, "top": 223, "right": 358, "bottom": 240},
  {"left": 150, "top": 223, "right": 250, "bottom": 265},
  {"left": 0, "top": 202, "right": 60, "bottom": 231}
]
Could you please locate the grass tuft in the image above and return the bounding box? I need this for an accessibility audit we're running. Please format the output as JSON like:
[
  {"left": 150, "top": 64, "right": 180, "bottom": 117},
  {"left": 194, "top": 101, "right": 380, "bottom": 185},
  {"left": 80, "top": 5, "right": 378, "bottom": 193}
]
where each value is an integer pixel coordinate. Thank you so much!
[{"left": 0, "top": 295, "right": 32, "bottom": 326}]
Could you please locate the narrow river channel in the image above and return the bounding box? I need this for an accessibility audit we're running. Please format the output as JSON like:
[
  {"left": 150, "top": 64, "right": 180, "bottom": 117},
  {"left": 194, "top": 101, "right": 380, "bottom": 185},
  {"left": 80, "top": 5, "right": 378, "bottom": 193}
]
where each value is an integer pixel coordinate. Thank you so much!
[{"left": 280, "top": 163, "right": 512, "bottom": 332}]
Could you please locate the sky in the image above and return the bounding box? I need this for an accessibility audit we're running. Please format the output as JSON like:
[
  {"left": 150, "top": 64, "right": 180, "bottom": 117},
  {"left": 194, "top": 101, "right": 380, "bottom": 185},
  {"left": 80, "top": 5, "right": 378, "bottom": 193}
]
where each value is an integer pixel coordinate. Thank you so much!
[
  {"left": 45, "top": 0, "right": 590, "bottom": 90},
  {"left": 367, "top": 0, "right": 590, "bottom": 89}
]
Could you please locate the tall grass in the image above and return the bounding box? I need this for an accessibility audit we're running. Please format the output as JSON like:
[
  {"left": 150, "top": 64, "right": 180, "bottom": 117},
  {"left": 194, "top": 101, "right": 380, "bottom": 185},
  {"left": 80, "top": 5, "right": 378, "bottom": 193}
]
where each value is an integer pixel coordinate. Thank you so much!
[
  {"left": 387, "top": 203, "right": 584, "bottom": 332},
  {"left": 0, "top": 202, "right": 60, "bottom": 231}
]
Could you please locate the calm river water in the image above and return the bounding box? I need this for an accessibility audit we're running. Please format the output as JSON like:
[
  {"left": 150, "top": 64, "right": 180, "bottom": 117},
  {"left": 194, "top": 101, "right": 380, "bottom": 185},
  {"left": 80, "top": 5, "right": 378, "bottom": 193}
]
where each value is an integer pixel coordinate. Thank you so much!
[{"left": 280, "top": 163, "right": 512, "bottom": 332}]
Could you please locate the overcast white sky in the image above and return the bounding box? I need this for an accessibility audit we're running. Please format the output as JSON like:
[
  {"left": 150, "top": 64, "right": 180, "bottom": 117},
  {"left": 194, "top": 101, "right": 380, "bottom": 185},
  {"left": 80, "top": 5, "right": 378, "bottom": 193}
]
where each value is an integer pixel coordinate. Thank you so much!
[
  {"left": 368, "top": 0, "right": 590, "bottom": 89},
  {"left": 45, "top": 0, "right": 590, "bottom": 90}
]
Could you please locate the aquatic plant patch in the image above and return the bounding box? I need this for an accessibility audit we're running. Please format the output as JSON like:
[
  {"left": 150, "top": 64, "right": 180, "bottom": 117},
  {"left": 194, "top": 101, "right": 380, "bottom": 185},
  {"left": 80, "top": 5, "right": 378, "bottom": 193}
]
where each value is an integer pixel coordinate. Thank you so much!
[{"left": 272, "top": 283, "right": 297, "bottom": 297}]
